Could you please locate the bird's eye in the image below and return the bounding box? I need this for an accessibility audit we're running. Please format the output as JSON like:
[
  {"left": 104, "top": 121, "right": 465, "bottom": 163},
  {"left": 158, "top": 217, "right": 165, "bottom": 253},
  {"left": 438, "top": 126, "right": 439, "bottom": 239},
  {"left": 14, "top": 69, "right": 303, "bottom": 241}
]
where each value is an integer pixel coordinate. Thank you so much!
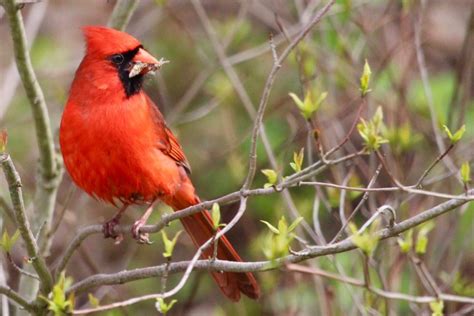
[{"left": 111, "top": 54, "right": 124, "bottom": 65}]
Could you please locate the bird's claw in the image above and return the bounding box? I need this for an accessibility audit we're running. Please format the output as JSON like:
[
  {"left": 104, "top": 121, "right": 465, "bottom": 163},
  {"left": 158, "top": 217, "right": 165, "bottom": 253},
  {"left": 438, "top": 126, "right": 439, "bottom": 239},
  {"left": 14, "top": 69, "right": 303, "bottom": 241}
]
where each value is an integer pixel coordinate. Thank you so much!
[
  {"left": 131, "top": 220, "right": 153, "bottom": 245},
  {"left": 103, "top": 219, "right": 124, "bottom": 245}
]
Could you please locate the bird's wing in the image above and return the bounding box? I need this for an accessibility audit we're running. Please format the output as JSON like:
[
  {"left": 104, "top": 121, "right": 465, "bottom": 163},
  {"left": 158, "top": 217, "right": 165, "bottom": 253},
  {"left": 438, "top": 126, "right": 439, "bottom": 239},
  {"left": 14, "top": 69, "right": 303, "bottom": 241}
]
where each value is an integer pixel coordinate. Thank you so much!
[{"left": 146, "top": 95, "right": 192, "bottom": 174}]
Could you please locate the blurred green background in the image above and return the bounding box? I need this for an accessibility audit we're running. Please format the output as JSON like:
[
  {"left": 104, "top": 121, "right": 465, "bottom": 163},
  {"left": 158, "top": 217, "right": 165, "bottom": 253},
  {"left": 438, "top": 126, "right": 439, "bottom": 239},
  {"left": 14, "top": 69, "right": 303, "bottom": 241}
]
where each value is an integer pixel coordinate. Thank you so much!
[{"left": 0, "top": 0, "right": 473, "bottom": 315}]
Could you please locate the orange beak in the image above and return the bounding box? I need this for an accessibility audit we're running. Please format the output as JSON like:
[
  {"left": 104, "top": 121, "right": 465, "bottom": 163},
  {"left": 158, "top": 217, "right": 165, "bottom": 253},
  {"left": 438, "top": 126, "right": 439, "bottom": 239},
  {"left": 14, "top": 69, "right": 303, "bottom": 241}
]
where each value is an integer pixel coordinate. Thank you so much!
[
  {"left": 129, "top": 48, "right": 169, "bottom": 78},
  {"left": 132, "top": 48, "right": 159, "bottom": 65}
]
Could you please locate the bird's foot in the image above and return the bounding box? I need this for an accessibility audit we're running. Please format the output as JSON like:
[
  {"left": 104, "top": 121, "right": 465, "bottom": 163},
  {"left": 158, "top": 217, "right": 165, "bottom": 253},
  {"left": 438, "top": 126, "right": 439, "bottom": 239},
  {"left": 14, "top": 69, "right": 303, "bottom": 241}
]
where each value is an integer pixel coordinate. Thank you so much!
[
  {"left": 131, "top": 219, "right": 153, "bottom": 245},
  {"left": 102, "top": 218, "right": 123, "bottom": 244}
]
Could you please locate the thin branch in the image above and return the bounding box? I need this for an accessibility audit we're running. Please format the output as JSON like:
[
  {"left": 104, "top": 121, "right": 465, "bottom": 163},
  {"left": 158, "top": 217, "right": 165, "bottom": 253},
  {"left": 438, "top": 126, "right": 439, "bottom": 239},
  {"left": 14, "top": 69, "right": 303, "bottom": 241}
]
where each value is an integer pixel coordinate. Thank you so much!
[
  {"left": 0, "top": 195, "right": 15, "bottom": 221},
  {"left": 67, "top": 190, "right": 473, "bottom": 301},
  {"left": 54, "top": 151, "right": 363, "bottom": 274},
  {"left": 0, "top": 0, "right": 47, "bottom": 119},
  {"left": 2, "top": 0, "right": 61, "bottom": 241},
  {"left": 1, "top": 0, "right": 62, "bottom": 302},
  {"left": 0, "top": 154, "right": 53, "bottom": 294},
  {"left": 47, "top": 185, "right": 76, "bottom": 239},
  {"left": 72, "top": 197, "right": 249, "bottom": 314},
  {"left": 241, "top": 0, "right": 336, "bottom": 189},
  {"left": 6, "top": 252, "right": 40, "bottom": 280},
  {"left": 285, "top": 264, "right": 468, "bottom": 304},
  {"left": 299, "top": 181, "right": 399, "bottom": 193},
  {"left": 0, "top": 285, "right": 34, "bottom": 313},
  {"left": 413, "top": 0, "right": 458, "bottom": 179},
  {"left": 330, "top": 163, "right": 383, "bottom": 244},
  {"left": 415, "top": 143, "right": 455, "bottom": 188},
  {"left": 323, "top": 97, "right": 366, "bottom": 159},
  {"left": 56, "top": 149, "right": 474, "bottom": 276},
  {"left": 107, "top": 0, "right": 138, "bottom": 31}
]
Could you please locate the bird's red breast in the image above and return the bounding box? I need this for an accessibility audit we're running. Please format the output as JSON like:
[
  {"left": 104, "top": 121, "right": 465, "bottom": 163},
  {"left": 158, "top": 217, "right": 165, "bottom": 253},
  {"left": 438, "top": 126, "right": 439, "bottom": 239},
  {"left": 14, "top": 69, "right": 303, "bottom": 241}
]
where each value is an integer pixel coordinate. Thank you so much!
[{"left": 59, "top": 26, "right": 260, "bottom": 301}]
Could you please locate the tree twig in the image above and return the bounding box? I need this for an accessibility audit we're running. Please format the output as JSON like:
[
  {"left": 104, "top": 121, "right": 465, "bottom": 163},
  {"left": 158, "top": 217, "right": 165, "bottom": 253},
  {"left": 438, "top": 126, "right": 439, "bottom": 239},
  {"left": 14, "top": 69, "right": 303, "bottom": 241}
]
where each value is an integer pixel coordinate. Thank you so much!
[
  {"left": 0, "top": 154, "right": 53, "bottom": 294},
  {"left": 107, "top": 0, "right": 138, "bottom": 31},
  {"left": 285, "top": 264, "right": 469, "bottom": 304},
  {"left": 0, "top": 285, "right": 34, "bottom": 313},
  {"left": 67, "top": 190, "right": 473, "bottom": 301},
  {"left": 72, "top": 196, "right": 249, "bottom": 314},
  {"left": 6, "top": 252, "right": 40, "bottom": 280}
]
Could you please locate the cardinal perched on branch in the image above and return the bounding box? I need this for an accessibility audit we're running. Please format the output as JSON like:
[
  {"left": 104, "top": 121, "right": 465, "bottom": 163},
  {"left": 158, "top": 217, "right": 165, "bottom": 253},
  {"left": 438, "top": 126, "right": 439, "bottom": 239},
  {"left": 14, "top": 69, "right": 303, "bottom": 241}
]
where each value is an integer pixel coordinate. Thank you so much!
[{"left": 59, "top": 26, "right": 260, "bottom": 301}]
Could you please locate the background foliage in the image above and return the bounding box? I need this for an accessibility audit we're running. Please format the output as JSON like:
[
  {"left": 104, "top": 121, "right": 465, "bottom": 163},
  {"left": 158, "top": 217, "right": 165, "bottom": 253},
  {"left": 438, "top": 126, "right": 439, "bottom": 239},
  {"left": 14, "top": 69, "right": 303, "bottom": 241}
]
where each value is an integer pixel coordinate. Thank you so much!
[{"left": 0, "top": 0, "right": 473, "bottom": 315}]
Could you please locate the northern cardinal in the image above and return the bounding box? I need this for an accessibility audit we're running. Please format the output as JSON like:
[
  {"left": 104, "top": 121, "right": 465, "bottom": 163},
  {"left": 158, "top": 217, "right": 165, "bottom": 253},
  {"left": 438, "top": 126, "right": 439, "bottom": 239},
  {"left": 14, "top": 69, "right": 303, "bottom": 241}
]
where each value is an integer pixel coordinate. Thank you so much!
[{"left": 59, "top": 26, "right": 260, "bottom": 301}]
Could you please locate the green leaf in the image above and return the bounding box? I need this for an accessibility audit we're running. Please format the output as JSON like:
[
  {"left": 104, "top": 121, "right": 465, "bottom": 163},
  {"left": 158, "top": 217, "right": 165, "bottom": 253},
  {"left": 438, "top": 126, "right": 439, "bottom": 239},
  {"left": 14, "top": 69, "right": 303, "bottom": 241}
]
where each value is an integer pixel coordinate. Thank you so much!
[
  {"left": 261, "top": 169, "right": 278, "bottom": 187},
  {"left": 452, "top": 272, "right": 474, "bottom": 296},
  {"left": 360, "top": 59, "right": 372, "bottom": 96},
  {"left": 443, "top": 124, "right": 465, "bottom": 144},
  {"left": 161, "top": 230, "right": 182, "bottom": 258},
  {"left": 451, "top": 125, "right": 466, "bottom": 143},
  {"left": 0, "top": 230, "right": 20, "bottom": 253},
  {"left": 88, "top": 293, "right": 100, "bottom": 307},
  {"left": 442, "top": 125, "right": 453, "bottom": 140},
  {"left": 261, "top": 216, "right": 299, "bottom": 260},
  {"left": 288, "top": 217, "right": 304, "bottom": 233},
  {"left": 277, "top": 216, "right": 289, "bottom": 237},
  {"left": 349, "top": 220, "right": 380, "bottom": 256},
  {"left": 415, "top": 235, "right": 428, "bottom": 254},
  {"left": 357, "top": 107, "right": 389, "bottom": 152},
  {"left": 429, "top": 300, "right": 444, "bottom": 316},
  {"left": 41, "top": 272, "right": 75, "bottom": 315},
  {"left": 289, "top": 90, "right": 326, "bottom": 120},
  {"left": 211, "top": 203, "right": 221, "bottom": 230},
  {"left": 260, "top": 220, "right": 280, "bottom": 234},
  {"left": 288, "top": 92, "right": 305, "bottom": 110},
  {"left": 373, "top": 106, "right": 383, "bottom": 127},
  {"left": 290, "top": 148, "right": 304, "bottom": 172},
  {"left": 397, "top": 229, "right": 413, "bottom": 253},
  {"left": 460, "top": 162, "right": 471, "bottom": 184},
  {"left": 415, "top": 221, "right": 435, "bottom": 254},
  {"left": 156, "top": 298, "right": 178, "bottom": 315},
  {"left": 418, "top": 220, "right": 435, "bottom": 237}
]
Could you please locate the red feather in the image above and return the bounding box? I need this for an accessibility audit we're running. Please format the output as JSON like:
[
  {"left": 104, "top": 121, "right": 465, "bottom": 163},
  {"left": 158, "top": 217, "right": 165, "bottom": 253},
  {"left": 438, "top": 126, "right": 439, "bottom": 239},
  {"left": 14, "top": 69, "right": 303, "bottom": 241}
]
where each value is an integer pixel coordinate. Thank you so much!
[{"left": 59, "top": 26, "right": 260, "bottom": 301}]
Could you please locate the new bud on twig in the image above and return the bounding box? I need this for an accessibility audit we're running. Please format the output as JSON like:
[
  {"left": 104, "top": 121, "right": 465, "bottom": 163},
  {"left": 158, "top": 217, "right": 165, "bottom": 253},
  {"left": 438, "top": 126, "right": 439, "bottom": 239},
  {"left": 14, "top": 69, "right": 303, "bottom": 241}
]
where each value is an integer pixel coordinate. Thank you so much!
[{"left": 359, "top": 59, "right": 372, "bottom": 97}]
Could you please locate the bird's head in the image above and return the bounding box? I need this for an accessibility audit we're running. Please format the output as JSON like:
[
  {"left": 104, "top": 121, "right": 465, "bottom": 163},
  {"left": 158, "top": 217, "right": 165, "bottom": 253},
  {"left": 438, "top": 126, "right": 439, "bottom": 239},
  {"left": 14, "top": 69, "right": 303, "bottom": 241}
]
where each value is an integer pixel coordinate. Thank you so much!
[{"left": 81, "top": 26, "right": 168, "bottom": 97}]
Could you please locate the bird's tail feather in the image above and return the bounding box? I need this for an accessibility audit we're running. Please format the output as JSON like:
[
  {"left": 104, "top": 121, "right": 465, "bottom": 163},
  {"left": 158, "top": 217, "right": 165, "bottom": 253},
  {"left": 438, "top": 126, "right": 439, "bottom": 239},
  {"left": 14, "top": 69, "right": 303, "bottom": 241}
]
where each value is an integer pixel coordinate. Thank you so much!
[{"left": 164, "top": 186, "right": 260, "bottom": 301}]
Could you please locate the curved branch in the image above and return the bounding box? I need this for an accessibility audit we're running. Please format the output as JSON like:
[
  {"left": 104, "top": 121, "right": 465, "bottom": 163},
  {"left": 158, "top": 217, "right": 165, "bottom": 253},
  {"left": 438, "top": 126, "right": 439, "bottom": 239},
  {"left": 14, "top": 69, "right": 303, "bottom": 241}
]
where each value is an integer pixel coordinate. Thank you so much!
[
  {"left": 55, "top": 151, "right": 363, "bottom": 275},
  {"left": 0, "top": 285, "right": 34, "bottom": 313},
  {"left": 286, "top": 264, "right": 473, "bottom": 304},
  {"left": 242, "top": 0, "right": 336, "bottom": 189},
  {"left": 1, "top": 0, "right": 61, "bottom": 302},
  {"left": 1, "top": 0, "right": 58, "bottom": 183},
  {"left": 56, "top": 149, "right": 473, "bottom": 276},
  {"left": 0, "top": 154, "right": 53, "bottom": 294},
  {"left": 107, "top": 0, "right": 138, "bottom": 31},
  {"left": 68, "top": 190, "right": 472, "bottom": 300}
]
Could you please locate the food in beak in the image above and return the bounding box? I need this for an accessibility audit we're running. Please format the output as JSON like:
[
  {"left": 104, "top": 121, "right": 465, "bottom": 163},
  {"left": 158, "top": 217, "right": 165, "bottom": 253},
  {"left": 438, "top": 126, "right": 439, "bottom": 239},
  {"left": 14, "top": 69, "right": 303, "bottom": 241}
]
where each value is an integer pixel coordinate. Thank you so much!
[{"left": 129, "top": 57, "right": 170, "bottom": 78}]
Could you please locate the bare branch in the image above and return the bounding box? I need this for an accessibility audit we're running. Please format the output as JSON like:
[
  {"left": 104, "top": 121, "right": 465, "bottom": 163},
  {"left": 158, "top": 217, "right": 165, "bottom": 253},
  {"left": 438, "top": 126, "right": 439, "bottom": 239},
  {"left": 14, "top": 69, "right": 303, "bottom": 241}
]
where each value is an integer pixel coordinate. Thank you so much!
[
  {"left": 0, "top": 154, "right": 53, "bottom": 294},
  {"left": 0, "top": 285, "right": 34, "bottom": 313},
  {"left": 107, "top": 0, "right": 138, "bottom": 31},
  {"left": 241, "top": 0, "right": 336, "bottom": 189},
  {"left": 72, "top": 197, "right": 249, "bottom": 314},
  {"left": 6, "top": 252, "right": 40, "bottom": 280},
  {"left": 54, "top": 151, "right": 362, "bottom": 274},
  {"left": 286, "top": 264, "right": 472, "bottom": 304},
  {"left": 68, "top": 190, "right": 472, "bottom": 302}
]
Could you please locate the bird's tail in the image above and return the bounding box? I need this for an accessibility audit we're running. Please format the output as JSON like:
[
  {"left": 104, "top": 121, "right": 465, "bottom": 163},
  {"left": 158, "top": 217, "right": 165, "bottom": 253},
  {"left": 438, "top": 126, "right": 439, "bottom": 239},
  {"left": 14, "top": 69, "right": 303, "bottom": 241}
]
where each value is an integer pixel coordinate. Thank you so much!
[{"left": 163, "top": 182, "right": 260, "bottom": 301}]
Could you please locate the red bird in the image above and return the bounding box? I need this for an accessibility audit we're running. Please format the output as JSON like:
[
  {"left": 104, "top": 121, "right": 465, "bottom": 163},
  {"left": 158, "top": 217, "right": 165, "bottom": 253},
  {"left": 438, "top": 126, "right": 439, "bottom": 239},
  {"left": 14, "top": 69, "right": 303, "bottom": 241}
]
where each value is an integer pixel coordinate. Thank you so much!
[{"left": 59, "top": 26, "right": 260, "bottom": 301}]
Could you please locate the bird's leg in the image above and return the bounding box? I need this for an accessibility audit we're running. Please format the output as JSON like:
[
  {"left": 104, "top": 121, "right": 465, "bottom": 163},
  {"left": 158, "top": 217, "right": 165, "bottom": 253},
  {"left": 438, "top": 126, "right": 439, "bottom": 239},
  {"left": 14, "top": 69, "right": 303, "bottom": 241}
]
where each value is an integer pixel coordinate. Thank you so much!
[
  {"left": 103, "top": 204, "right": 128, "bottom": 243},
  {"left": 131, "top": 204, "right": 155, "bottom": 244}
]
